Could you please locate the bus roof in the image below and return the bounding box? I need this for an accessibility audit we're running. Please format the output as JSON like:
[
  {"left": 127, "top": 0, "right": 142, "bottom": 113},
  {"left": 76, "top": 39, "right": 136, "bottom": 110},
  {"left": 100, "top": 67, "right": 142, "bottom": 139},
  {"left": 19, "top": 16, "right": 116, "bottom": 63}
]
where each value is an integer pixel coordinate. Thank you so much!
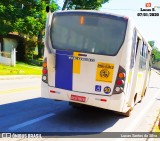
[{"left": 53, "top": 10, "right": 129, "bottom": 20}]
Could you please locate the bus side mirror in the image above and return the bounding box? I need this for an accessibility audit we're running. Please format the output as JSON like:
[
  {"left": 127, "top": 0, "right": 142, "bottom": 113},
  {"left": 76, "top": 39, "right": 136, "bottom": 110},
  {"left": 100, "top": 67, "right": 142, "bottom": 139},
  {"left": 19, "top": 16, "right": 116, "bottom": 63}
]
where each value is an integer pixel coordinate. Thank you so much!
[{"left": 46, "top": 6, "right": 50, "bottom": 13}]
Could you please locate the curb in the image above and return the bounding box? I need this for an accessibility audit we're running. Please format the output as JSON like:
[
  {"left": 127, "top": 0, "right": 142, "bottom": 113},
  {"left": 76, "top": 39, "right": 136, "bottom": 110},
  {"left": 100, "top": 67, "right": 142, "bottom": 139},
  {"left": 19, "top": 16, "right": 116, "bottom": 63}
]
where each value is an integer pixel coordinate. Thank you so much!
[
  {"left": 147, "top": 111, "right": 160, "bottom": 141},
  {"left": 151, "top": 68, "right": 160, "bottom": 75},
  {"left": 0, "top": 75, "right": 41, "bottom": 80}
]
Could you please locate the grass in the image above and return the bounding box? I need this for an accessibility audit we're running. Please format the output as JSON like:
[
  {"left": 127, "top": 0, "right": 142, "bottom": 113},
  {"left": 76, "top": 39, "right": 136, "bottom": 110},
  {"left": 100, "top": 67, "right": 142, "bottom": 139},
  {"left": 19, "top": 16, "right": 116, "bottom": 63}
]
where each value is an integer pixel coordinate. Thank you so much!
[
  {"left": 154, "top": 125, "right": 160, "bottom": 132},
  {"left": 0, "top": 62, "right": 42, "bottom": 75}
]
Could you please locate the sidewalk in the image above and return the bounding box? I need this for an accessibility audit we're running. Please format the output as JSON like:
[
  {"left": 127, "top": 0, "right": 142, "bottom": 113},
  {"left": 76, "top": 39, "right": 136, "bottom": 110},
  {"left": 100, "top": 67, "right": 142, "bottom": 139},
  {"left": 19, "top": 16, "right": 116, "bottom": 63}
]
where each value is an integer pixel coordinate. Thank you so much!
[
  {"left": 0, "top": 75, "right": 41, "bottom": 80},
  {"left": 149, "top": 69, "right": 160, "bottom": 141},
  {"left": 150, "top": 93, "right": 160, "bottom": 134},
  {"left": 152, "top": 68, "right": 160, "bottom": 75}
]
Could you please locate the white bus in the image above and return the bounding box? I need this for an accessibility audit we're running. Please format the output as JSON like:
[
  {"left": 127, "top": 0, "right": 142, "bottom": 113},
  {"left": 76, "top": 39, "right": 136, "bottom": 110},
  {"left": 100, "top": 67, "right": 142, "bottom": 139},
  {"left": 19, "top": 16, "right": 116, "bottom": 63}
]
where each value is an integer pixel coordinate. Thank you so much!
[{"left": 41, "top": 10, "right": 152, "bottom": 116}]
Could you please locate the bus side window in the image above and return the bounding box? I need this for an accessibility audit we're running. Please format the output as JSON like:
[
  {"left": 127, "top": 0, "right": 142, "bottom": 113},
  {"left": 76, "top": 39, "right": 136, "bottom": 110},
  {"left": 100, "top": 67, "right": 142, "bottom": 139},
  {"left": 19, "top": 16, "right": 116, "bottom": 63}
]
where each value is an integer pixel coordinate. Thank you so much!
[
  {"left": 142, "top": 43, "right": 147, "bottom": 58},
  {"left": 146, "top": 46, "right": 148, "bottom": 58},
  {"left": 136, "top": 37, "right": 140, "bottom": 56},
  {"left": 142, "top": 44, "right": 145, "bottom": 58},
  {"left": 130, "top": 29, "right": 137, "bottom": 69},
  {"left": 140, "top": 42, "right": 144, "bottom": 57},
  {"left": 145, "top": 45, "right": 148, "bottom": 59}
]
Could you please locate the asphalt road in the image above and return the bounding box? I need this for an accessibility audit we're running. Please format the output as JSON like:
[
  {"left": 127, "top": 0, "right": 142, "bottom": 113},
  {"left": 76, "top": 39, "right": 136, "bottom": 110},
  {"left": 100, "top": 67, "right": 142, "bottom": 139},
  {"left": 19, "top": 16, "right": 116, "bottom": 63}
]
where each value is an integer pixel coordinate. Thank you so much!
[
  {"left": 0, "top": 78, "right": 41, "bottom": 105},
  {"left": 0, "top": 71, "right": 160, "bottom": 141}
]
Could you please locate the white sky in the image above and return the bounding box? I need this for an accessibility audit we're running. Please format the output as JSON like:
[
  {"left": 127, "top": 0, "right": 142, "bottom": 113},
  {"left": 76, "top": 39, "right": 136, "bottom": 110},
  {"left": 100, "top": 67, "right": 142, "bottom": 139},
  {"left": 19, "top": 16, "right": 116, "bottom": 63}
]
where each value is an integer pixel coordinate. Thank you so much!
[
  {"left": 55, "top": 0, "right": 160, "bottom": 49},
  {"left": 101, "top": 0, "right": 160, "bottom": 49}
]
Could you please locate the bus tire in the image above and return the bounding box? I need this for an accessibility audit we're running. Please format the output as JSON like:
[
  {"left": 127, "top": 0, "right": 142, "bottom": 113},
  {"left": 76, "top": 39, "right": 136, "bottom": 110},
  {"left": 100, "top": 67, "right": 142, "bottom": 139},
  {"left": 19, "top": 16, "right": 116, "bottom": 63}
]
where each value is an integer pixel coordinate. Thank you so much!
[
  {"left": 121, "top": 109, "right": 132, "bottom": 117},
  {"left": 139, "top": 95, "right": 144, "bottom": 103},
  {"left": 139, "top": 87, "right": 147, "bottom": 103},
  {"left": 134, "top": 93, "right": 137, "bottom": 104}
]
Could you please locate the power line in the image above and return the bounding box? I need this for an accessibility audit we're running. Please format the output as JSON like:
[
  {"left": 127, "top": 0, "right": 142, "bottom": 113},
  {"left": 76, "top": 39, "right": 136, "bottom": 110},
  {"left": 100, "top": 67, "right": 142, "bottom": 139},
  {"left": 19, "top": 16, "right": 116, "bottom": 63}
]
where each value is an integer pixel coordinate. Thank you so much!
[{"left": 100, "top": 7, "right": 140, "bottom": 11}]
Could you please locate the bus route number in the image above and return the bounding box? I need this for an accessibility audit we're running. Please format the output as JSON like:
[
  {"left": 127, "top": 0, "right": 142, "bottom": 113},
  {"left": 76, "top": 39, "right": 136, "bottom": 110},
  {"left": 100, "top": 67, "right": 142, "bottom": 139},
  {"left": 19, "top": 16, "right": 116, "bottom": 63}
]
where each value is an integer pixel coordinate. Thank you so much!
[{"left": 104, "top": 86, "right": 111, "bottom": 94}]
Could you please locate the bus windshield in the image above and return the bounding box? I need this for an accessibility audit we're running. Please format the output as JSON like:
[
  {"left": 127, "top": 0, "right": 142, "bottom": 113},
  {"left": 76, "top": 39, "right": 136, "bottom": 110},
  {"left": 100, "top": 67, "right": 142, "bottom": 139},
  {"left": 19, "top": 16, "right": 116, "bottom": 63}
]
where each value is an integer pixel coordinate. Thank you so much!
[{"left": 50, "top": 12, "right": 128, "bottom": 56}]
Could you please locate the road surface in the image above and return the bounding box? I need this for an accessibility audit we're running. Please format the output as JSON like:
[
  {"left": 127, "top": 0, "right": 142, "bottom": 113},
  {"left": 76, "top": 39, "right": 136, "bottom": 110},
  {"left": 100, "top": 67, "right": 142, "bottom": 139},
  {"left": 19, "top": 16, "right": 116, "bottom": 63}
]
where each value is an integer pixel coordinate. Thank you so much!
[{"left": 0, "top": 70, "right": 160, "bottom": 141}]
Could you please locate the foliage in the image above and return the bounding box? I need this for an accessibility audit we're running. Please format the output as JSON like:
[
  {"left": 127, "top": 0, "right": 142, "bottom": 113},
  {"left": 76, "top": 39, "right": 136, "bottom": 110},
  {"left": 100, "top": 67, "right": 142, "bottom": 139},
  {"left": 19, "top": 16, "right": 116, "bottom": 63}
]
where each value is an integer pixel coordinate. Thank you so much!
[
  {"left": 0, "top": 0, "right": 109, "bottom": 60},
  {"left": 152, "top": 47, "right": 160, "bottom": 62},
  {"left": 62, "top": 0, "right": 109, "bottom": 10},
  {"left": 0, "top": 0, "right": 57, "bottom": 35},
  {"left": 0, "top": 0, "right": 58, "bottom": 58},
  {"left": 148, "top": 41, "right": 155, "bottom": 47},
  {"left": 148, "top": 41, "right": 160, "bottom": 62}
]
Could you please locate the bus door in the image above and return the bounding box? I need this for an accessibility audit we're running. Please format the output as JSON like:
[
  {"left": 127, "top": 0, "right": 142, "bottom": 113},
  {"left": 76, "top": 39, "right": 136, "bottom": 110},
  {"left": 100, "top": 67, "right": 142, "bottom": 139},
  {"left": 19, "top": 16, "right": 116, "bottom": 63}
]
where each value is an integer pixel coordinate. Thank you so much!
[
  {"left": 127, "top": 32, "right": 142, "bottom": 105},
  {"left": 136, "top": 42, "right": 147, "bottom": 96}
]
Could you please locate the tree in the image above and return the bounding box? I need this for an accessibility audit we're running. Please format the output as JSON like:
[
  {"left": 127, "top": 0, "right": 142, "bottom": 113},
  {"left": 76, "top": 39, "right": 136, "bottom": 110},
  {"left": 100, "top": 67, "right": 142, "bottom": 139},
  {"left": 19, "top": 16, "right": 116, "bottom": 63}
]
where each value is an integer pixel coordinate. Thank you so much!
[
  {"left": 0, "top": 0, "right": 57, "bottom": 59},
  {"left": 62, "top": 0, "right": 109, "bottom": 10},
  {"left": 152, "top": 47, "right": 160, "bottom": 62},
  {"left": 62, "top": 0, "right": 70, "bottom": 10},
  {"left": 148, "top": 41, "right": 160, "bottom": 62},
  {"left": 148, "top": 41, "right": 155, "bottom": 47}
]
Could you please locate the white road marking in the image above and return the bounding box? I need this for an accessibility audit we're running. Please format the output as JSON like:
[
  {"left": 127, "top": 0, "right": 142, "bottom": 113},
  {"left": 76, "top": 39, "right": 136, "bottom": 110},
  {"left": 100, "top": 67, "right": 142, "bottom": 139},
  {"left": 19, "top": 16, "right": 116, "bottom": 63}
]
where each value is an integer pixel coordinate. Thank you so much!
[{"left": 9, "top": 113, "right": 54, "bottom": 131}]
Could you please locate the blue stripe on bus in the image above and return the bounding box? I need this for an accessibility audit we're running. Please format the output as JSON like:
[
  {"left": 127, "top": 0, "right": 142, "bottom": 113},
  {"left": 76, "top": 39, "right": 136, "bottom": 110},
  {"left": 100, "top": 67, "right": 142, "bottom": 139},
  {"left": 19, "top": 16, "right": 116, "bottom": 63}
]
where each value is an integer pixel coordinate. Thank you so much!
[{"left": 55, "top": 50, "right": 73, "bottom": 90}]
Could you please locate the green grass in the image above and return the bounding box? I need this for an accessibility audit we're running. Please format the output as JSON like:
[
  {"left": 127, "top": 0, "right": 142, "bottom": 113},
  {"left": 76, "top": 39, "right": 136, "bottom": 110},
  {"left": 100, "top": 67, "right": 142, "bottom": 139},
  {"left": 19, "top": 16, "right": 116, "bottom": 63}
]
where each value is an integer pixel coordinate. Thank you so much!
[
  {"left": 0, "top": 62, "right": 42, "bottom": 75},
  {"left": 154, "top": 125, "right": 160, "bottom": 132},
  {"left": 153, "top": 111, "right": 160, "bottom": 132}
]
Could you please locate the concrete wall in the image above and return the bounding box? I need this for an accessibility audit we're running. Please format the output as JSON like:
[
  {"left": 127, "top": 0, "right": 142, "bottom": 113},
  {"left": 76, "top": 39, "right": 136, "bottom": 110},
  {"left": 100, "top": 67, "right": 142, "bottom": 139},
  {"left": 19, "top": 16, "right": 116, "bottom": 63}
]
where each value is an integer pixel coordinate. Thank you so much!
[
  {"left": 0, "top": 55, "right": 11, "bottom": 65},
  {"left": 3, "top": 38, "right": 18, "bottom": 52},
  {"left": 0, "top": 38, "right": 17, "bottom": 66}
]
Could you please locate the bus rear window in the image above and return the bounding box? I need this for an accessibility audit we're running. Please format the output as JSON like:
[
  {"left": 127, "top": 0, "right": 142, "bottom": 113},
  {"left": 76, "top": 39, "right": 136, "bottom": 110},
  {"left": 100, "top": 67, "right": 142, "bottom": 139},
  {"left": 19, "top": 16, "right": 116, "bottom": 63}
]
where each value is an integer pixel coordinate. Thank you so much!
[{"left": 50, "top": 12, "right": 127, "bottom": 56}]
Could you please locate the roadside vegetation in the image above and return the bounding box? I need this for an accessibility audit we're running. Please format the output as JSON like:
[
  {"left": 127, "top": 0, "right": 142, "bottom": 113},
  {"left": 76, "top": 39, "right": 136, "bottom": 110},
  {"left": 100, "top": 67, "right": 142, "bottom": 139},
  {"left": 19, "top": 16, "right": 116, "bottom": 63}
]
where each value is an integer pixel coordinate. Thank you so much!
[
  {"left": 153, "top": 111, "right": 160, "bottom": 132},
  {"left": 0, "top": 0, "right": 109, "bottom": 61},
  {"left": 0, "top": 0, "right": 110, "bottom": 75},
  {"left": 0, "top": 62, "right": 42, "bottom": 75},
  {"left": 148, "top": 41, "right": 160, "bottom": 70}
]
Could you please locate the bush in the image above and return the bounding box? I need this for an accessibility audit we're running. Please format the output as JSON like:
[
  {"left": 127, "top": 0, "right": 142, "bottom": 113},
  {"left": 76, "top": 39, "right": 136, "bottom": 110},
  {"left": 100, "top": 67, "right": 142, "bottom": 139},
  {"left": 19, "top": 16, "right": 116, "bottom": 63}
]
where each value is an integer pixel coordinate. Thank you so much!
[{"left": 26, "top": 58, "right": 42, "bottom": 66}]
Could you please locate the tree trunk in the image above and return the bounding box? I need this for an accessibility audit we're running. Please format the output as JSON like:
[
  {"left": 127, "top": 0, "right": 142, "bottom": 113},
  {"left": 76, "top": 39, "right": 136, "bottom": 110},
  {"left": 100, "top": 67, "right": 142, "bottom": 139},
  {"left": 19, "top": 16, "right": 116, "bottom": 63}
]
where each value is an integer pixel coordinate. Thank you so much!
[
  {"left": 62, "top": 0, "right": 69, "bottom": 10},
  {"left": 19, "top": 33, "right": 28, "bottom": 62},
  {"left": 38, "top": 30, "right": 43, "bottom": 58}
]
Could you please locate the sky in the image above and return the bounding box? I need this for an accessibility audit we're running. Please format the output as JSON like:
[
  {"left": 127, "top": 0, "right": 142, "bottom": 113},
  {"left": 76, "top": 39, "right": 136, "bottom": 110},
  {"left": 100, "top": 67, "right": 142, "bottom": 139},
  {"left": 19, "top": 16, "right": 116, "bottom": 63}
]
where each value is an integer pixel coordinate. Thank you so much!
[
  {"left": 55, "top": 0, "right": 160, "bottom": 49},
  {"left": 100, "top": 0, "right": 160, "bottom": 49}
]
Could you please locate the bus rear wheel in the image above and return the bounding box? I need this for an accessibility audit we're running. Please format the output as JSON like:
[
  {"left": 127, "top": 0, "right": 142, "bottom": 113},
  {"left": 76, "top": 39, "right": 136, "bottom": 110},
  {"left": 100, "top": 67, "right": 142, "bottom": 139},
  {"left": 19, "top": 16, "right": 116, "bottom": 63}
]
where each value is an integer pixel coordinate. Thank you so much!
[
  {"left": 139, "top": 87, "right": 147, "bottom": 103},
  {"left": 121, "top": 108, "right": 132, "bottom": 117},
  {"left": 69, "top": 102, "right": 83, "bottom": 109}
]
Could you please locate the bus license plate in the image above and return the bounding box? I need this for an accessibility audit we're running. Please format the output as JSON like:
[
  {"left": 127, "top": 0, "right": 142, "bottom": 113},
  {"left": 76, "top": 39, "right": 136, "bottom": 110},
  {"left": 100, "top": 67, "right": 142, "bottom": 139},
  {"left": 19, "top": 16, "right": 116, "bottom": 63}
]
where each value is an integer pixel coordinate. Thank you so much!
[{"left": 71, "top": 95, "right": 86, "bottom": 102}]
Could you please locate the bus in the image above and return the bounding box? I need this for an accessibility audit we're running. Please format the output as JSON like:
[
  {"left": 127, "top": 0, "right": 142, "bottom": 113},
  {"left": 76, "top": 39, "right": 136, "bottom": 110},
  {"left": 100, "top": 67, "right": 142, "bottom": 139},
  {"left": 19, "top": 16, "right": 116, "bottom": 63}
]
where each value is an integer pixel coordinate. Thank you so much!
[{"left": 41, "top": 10, "right": 152, "bottom": 116}]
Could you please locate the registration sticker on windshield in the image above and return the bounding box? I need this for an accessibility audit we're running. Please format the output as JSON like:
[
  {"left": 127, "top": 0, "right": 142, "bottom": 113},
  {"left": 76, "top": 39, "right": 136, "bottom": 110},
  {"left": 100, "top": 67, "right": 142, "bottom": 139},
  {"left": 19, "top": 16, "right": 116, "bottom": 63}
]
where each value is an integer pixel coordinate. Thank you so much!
[{"left": 96, "top": 62, "right": 114, "bottom": 83}]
